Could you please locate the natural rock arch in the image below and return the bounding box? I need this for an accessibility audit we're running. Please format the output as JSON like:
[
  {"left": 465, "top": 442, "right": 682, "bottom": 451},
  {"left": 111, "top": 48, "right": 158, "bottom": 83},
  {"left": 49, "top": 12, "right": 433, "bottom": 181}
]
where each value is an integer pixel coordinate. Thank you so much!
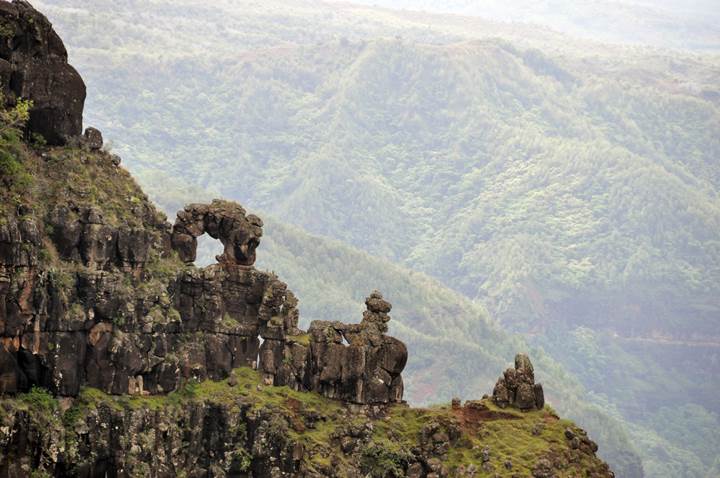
[
  {"left": 170, "top": 199, "right": 263, "bottom": 265},
  {"left": 169, "top": 201, "right": 408, "bottom": 405}
]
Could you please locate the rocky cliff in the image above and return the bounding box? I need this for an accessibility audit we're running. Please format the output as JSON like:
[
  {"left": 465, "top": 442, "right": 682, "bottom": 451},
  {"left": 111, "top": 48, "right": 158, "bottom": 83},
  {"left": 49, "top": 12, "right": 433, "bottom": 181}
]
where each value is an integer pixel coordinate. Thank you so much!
[
  {"left": 0, "top": 2, "right": 614, "bottom": 477},
  {"left": 0, "top": 0, "right": 85, "bottom": 145}
]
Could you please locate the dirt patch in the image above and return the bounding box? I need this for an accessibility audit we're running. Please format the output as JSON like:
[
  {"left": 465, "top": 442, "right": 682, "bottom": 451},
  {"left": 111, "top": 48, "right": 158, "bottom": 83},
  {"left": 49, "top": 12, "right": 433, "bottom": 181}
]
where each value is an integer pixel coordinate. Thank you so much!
[
  {"left": 452, "top": 402, "right": 522, "bottom": 432},
  {"left": 284, "top": 397, "right": 306, "bottom": 432}
]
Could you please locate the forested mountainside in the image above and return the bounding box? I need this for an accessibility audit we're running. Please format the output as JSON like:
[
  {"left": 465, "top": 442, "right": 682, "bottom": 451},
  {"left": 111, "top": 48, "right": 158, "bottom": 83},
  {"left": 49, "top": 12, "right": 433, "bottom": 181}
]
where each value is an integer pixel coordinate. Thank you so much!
[
  {"left": 32, "top": 0, "right": 720, "bottom": 477},
  {"left": 332, "top": 0, "right": 720, "bottom": 51}
]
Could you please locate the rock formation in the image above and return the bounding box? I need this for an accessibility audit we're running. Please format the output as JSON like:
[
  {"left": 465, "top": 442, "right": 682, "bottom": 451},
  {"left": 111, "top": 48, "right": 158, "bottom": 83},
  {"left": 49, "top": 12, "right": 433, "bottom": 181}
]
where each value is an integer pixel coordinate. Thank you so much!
[
  {"left": 171, "top": 200, "right": 264, "bottom": 265},
  {"left": 294, "top": 291, "right": 407, "bottom": 404},
  {"left": 0, "top": 0, "right": 86, "bottom": 145},
  {"left": 1, "top": 190, "right": 407, "bottom": 404},
  {"left": 492, "top": 353, "right": 545, "bottom": 411},
  {"left": 82, "top": 126, "right": 103, "bottom": 150},
  {"left": 46, "top": 203, "right": 163, "bottom": 271}
]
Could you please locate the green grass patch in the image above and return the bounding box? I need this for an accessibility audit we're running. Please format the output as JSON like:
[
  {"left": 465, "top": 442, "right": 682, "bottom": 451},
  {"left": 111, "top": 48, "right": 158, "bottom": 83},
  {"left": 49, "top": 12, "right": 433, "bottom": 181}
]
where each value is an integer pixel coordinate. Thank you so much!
[
  {"left": 286, "top": 333, "right": 311, "bottom": 346},
  {"left": 18, "top": 386, "right": 58, "bottom": 413}
]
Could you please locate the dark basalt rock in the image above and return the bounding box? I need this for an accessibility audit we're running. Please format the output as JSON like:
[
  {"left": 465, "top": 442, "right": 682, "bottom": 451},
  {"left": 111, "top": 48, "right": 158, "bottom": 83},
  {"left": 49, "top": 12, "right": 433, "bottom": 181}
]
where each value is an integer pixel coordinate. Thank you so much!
[
  {"left": 492, "top": 353, "right": 545, "bottom": 411},
  {"left": 171, "top": 200, "right": 263, "bottom": 265},
  {"left": 1, "top": 196, "right": 407, "bottom": 404},
  {"left": 82, "top": 126, "right": 103, "bottom": 150},
  {"left": 301, "top": 291, "right": 407, "bottom": 404},
  {"left": 0, "top": 0, "right": 86, "bottom": 145},
  {"left": 46, "top": 204, "right": 166, "bottom": 271}
]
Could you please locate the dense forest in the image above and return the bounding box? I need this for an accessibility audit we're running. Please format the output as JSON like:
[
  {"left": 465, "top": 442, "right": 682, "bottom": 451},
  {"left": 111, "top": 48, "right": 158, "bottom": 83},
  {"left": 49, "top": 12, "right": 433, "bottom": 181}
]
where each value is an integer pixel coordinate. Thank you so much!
[{"left": 34, "top": 1, "right": 720, "bottom": 476}]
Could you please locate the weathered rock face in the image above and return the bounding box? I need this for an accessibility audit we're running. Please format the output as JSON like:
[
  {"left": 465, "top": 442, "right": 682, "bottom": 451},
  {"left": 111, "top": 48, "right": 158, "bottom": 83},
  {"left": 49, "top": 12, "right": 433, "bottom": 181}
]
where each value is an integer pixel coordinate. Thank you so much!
[
  {"left": 171, "top": 200, "right": 264, "bottom": 266},
  {"left": 1, "top": 396, "right": 306, "bottom": 478},
  {"left": 297, "top": 291, "right": 407, "bottom": 404},
  {"left": 1, "top": 195, "right": 407, "bottom": 404},
  {"left": 0, "top": 375, "right": 616, "bottom": 478},
  {"left": 0, "top": 0, "right": 86, "bottom": 145},
  {"left": 492, "top": 353, "right": 545, "bottom": 411},
  {"left": 46, "top": 204, "right": 167, "bottom": 271}
]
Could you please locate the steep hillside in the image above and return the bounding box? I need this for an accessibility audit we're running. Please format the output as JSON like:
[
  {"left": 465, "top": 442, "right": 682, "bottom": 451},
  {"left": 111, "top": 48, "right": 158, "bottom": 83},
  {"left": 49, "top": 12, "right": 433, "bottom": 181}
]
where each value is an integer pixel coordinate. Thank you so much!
[
  {"left": 145, "top": 176, "right": 646, "bottom": 477},
  {"left": 0, "top": 2, "right": 616, "bottom": 477},
  {"left": 30, "top": 0, "right": 720, "bottom": 476}
]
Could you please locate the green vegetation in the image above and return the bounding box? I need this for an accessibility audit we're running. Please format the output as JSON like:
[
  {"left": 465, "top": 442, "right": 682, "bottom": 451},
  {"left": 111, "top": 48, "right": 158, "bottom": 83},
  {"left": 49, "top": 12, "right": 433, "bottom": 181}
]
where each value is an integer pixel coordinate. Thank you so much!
[
  {"left": 286, "top": 333, "right": 311, "bottom": 347},
  {"left": 18, "top": 386, "right": 58, "bottom": 413},
  {"left": 0, "top": 97, "right": 33, "bottom": 194},
  {"left": 1, "top": 121, "right": 165, "bottom": 239},
  {"left": 1, "top": 367, "right": 608, "bottom": 476},
  {"left": 360, "top": 444, "right": 411, "bottom": 477},
  {"left": 29, "top": 1, "right": 720, "bottom": 475}
]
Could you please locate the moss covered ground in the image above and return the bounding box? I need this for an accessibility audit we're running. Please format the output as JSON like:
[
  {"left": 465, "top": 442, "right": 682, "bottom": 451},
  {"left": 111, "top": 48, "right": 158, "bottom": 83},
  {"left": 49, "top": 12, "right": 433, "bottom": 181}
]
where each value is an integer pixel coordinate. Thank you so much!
[{"left": 2, "top": 368, "right": 605, "bottom": 477}]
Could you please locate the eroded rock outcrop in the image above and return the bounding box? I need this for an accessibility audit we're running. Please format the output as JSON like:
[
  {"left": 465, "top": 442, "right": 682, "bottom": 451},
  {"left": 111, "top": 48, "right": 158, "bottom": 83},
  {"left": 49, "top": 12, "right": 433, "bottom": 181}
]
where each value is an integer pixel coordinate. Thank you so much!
[
  {"left": 492, "top": 353, "right": 545, "bottom": 411},
  {"left": 0, "top": 0, "right": 86, "bottom": 144},
  {"left": 301, "top": 291, "right": 407, "bottom": 404},
  {"left": 46, "top": 204, "right": 165, "bottom": 271},
  {"left": 171, "top": 200, "right": 263, "bottom": 265},
  {"left": 1, "top": 194, "right": 407, "bottom": 404}
]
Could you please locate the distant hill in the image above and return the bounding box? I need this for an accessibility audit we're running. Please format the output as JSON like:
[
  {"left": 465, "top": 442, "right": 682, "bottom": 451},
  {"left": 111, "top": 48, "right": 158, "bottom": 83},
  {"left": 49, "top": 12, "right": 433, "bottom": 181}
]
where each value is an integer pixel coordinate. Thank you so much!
[
  {"left": 36, "top": 1, "right": 720, "bottom": 476},
  {"left": 332, "top": 0, "right": 720, "bottom": 51}
]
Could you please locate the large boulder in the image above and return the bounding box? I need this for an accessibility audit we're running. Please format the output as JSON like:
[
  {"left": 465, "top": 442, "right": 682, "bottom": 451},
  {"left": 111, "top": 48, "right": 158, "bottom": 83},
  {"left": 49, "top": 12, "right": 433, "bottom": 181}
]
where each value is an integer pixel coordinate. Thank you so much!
[
  {"left": 304, "top": 291, "right": 407, "bottom": 404},
  {"left": 492, "top": 353, "right": 545, "bottom": 411},
  {"left": 0, "top": 0, "right": 86, "bottom": 145}
]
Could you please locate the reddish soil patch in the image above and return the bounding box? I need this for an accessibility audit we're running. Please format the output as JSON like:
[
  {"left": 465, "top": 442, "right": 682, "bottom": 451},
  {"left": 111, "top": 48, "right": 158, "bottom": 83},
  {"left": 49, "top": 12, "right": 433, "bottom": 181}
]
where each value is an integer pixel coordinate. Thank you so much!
[
  {"left": 284, "top": 398, "right": 306, "bottom": 432},
  {"left": 544, "top": 414, "right": 559, "bottom": 424},
  {"left": 285, "top": 397, "right": 301, "bottom": 413},
  {"left": 452, "top": 403, "right": 522, "bottom": 432}
]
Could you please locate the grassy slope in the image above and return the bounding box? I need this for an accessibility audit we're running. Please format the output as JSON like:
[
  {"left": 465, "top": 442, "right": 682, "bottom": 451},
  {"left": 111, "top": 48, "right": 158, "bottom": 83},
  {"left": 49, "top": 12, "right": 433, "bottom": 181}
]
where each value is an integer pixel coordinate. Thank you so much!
[{"left": 3, "top": 368, "right": 609, "bottom": 477}]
